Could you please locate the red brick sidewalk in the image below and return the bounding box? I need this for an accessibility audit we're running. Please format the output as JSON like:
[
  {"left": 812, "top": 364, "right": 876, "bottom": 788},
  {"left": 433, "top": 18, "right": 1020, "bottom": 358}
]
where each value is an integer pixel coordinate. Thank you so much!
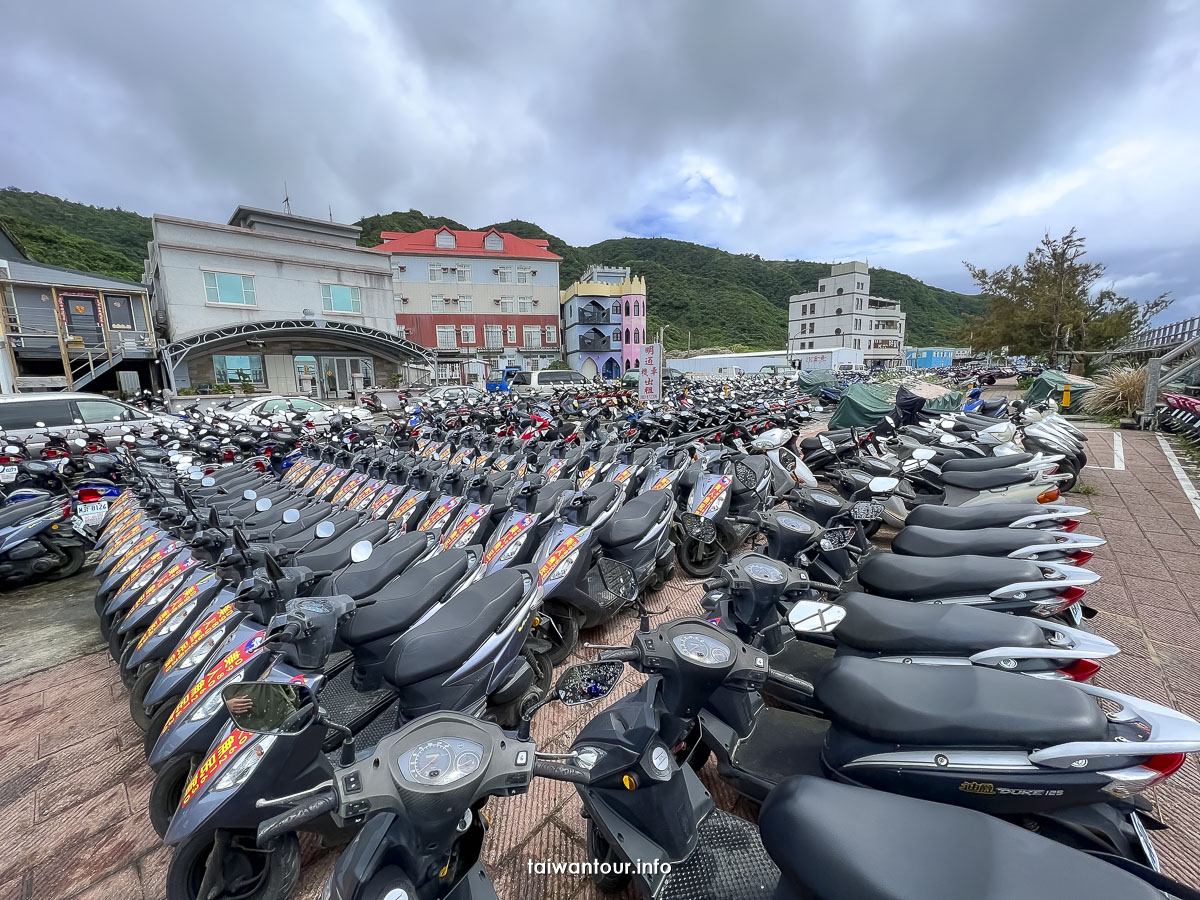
[{"left": 2, "top": 424, "right": 1198, "bottom": 899}]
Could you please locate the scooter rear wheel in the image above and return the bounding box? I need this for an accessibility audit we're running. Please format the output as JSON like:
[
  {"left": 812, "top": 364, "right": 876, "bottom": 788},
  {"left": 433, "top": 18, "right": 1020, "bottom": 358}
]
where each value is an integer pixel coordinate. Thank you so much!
[
  {"left": 129, "top": 665, "right": 161, "bottom": 730},
  {"left": 167, "top": 829, "right": 299, "bottom": 900},
  {"left": 44, "top": 544, "right": 86, "bottom": 582},
  {"left": 149, "top": 752, "right": 196, "bottom": 839},
  {"left": 143, "top": 700, "right": 175, "bottom": 757}
]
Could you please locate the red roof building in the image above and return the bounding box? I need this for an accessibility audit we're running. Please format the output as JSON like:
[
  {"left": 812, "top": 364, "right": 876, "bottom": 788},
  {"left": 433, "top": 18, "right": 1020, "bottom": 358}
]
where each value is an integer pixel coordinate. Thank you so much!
[{"left": 373, "top": 228, "right": 563, "bottom": 383}]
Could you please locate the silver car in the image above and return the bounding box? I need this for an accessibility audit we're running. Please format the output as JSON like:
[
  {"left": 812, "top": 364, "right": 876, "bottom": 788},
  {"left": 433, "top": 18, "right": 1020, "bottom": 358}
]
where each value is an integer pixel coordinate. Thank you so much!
[
  {"left": 0, "top": 391, "right": 177, "bottom": 454},
  {"left": 224, "top": 395, "right": 371, "bottom": 430}
]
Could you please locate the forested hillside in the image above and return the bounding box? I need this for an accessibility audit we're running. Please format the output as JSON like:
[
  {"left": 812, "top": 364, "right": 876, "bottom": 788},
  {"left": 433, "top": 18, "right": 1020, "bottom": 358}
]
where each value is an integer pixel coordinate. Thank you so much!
[{"left": 0, "top": 188, "right": 986, "bottom": 349}]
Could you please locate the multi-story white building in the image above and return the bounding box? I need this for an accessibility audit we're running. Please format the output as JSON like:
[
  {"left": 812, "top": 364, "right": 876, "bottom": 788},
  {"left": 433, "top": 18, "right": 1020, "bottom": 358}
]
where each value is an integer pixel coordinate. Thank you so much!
[
  {"left": 375, "top": 227, "right": 562, "bottom": 383},
  {"left": 146, "top": 207, "right": 430, "bottom": 397},
  {"left": 788, "top": 262, "right": 906, "bottom": 368}
]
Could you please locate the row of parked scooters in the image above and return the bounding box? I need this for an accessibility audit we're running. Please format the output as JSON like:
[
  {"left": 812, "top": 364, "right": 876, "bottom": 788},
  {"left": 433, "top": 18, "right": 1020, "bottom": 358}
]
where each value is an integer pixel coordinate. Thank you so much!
[{"left": 88, "top": 389, "right": 1200, "bottom": 900}]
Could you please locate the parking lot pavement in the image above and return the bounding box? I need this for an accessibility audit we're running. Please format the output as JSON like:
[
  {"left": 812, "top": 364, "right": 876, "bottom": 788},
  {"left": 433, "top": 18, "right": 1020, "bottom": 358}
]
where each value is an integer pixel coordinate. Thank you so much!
[
  {"left": 0, "top": 568, "right": 103, "bottom": 686},
  {"left": 2, "top": 424, "right": 1200, "bottom": 898}
]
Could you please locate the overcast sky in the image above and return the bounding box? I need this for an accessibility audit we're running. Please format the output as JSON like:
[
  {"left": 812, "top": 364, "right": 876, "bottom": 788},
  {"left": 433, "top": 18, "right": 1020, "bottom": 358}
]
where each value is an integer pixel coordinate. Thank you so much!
[{"left": 3, "top": 1, "right": 1197, "bottom": 320}]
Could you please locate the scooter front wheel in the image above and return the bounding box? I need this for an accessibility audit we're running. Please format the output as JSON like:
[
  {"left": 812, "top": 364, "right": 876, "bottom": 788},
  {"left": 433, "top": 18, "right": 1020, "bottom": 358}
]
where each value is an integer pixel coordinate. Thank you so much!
[
  {"left": 149, "top": 753, "right": 197, "bottom": 839},
  {"left": 676, "top": 535, "right": 724, "bottom": 578},
  {"left": 587, "top": 820, "right": 633, "bottom": 894},
  {"left": 167, "top": 829, "right": 299, "bottom": 900},
  {"left": 44, "top": 544, "right": 86, "bottom": 581}
]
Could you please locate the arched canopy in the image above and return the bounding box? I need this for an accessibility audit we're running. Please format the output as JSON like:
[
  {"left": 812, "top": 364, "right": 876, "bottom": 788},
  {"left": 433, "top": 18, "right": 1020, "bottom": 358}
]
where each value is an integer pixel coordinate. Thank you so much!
[{"left": 162, "top": 318, "right": 433, "bottom": 387}]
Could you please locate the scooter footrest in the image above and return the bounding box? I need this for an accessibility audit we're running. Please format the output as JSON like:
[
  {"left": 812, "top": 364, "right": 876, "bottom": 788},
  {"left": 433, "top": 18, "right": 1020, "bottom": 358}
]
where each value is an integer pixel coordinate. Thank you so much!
[{"left": 659, "top": 810, "right": 779, "bottom": 900}]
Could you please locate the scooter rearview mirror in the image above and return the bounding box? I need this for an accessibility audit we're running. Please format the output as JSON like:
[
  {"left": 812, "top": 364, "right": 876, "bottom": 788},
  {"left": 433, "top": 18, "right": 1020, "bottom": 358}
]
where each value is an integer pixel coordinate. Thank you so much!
[
  {"left": 254, "top": 497, "right": 273, "bottom": 513},
  {"left": 787, "top": 599, "right": 845, "bottom": 635},
  {"left": 315, "top": 521, "right": 336, "bottom": 539},
  {"left": 74, "top": 438, "right": 87, "bottom": 447},
  {"left": 201, "top": 476, "right": 216, "bottom": 487},
  {"left": 221, "top": 682, "right": 315, "bottom": 735},
  {"left": 554, "top": 660, "right": 625, "bottom": 706},
  {"left": 282, "top": 508, "right": 301, "bottom": 524},
  {"left": 349, "top": 540, "right": 373, "bottom": 564},
  {"left": 868, "top": 476, "right": 899, "bottom": 493},
  {"left": 912, "top": 448, "right": 937, "bottom": 462},
  {"left": 819, "top": 435, "right": 836, "bottom": 453},
  {"left": 242, "top": 489, "right": 258, "bottom": 501}
]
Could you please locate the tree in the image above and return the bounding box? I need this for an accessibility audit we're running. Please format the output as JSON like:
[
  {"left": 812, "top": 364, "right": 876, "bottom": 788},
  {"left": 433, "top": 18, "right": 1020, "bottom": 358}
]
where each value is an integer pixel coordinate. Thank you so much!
[
  {"left": 545, "top": 359, "right": 570, "bottom": 370},
  {"left": 961, "top": 229, "right": 1170, "bottom": 365}
]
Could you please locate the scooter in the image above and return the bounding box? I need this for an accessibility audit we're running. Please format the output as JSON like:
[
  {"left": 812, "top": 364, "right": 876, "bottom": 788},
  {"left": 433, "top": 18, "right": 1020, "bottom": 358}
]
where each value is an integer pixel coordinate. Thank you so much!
[{"left": 0, "top": 495, "right": 88, "bottom": 585}]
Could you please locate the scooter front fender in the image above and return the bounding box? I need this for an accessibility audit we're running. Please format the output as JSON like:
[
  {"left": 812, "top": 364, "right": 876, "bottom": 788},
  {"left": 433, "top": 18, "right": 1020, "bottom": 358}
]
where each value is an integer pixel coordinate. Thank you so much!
[{"left": 125, "top": 574, "right": 227, "bottom": 670}]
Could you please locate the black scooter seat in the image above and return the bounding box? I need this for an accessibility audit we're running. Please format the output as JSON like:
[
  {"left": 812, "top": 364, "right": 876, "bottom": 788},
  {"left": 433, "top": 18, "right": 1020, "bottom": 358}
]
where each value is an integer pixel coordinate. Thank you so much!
[
  {"left": 815, "top": 656, "right": 1108, "bottom": 748},
  {"left": 979, "top": 397, "right": 1007, "bottom": 414},
  {"left": 0, "top": 499, "right": 56, "bottom": 528},
  {"left": 599, "top": 490, "right": 673, "bottom": 547},
  {"left": 581, "top": 482, "right": 621, "bottom": 524},
  {"left": 857, "top": 553, "right": 1043, "bottom": 600},
  {"left": 535, "top": 479, "right": 575, "bottom": 517},
  {"left": 834, "top": 592, "right": 1046, "bottom": 654},
  {"left": 905, "top": 503, "right": 1056, "bottom": 530},
  {"left": 299, "top": 520, "right": 389, "bottom": 574},
  {"left": 759, "top": 776, "right": 1160, "bottom": 900},
  {"left": 941, "top": 468, "right": 1032, "bottom": 490},
  {"left": 384, "top": 568, "right": 528, "bottom": 687},
  {"left": 340, "top": 548, "right": 472, "bottom": 645},
  {"left": 317, "top": 531, "right": 428, "bottom": 599},
  {"left": 941, "top": 453, "right": 1033, "bottom": 472},
  {"left": 891, "top": 525, "right": 1050, "bottom": 558}
]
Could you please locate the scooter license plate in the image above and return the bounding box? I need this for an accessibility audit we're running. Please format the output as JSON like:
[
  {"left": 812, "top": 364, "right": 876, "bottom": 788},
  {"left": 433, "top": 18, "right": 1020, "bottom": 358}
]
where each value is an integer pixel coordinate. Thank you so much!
[
  {"left": 0, "top": 466, "right": 16, "bottom": 483},
  {"left": 77, "top": 501, "right": 109, "bottom": 525},
  {"left": 851, "top": 501, "right": 883, "bottom": 521},
  {"left": 1068, "top": 602, "right": 1083, "bottom": 626}
]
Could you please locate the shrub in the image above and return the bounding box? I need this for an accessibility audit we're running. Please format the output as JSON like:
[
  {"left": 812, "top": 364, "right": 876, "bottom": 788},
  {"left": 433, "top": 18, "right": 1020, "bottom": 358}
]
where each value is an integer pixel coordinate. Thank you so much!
[
  {"left": 212, "top": 382, "right": 235, "bottom": 394},
  {"left": 1080, "top": 364, "right": 1146, "bottom": 417},
  {"left": 177, "top": 388, "right": 196, "bottom": 396}
]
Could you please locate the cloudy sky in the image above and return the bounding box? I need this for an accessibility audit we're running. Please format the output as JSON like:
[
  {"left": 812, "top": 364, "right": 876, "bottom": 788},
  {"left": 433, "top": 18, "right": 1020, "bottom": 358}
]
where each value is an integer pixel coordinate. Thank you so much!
[{"left": 3, "top": 1, "right": 1198, "bottom": 319}]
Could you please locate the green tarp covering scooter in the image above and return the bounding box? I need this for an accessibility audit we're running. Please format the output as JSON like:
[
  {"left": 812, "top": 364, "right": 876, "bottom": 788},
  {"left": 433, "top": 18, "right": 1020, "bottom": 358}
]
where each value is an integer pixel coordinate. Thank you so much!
[
  {"left": 827, "top": 383, "right": 964, "bottom": 429},
  {"left": 1023, "top": 370, "right": 1095, "bottom": 411}
]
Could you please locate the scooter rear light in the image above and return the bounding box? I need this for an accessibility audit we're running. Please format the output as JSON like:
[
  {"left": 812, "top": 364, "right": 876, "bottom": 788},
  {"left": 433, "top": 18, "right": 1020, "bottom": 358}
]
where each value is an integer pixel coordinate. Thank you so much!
[
  {"left": 77, "top": 488, "right": 103, "bottom": 503},
  {"left": 41, "top": 448, "right": 62, "bottom": 459},
  {"left": 1035, "top": 585, "right": 1087, "bottom": 616},
  {"left": 1046, "top": 464, "right": 1058, "bottom": 474},
  {"left": 1101, "top": 753, "right": 1186, "bottom": 797},
  {"left": 0, "top": 455, "right": 16, "bottom": 464},
  {"left": 1058, "top": 659, "right": 1100, "bottom": 682},
  {"left": 1061, "top": 519, "right": 1081, "bottom": 533},
  {"left": 1037, "top": 488, "right": 1060, "bottom": 504},
  {"left": 222, "top": 448, "right": 235, "bottom": 462},
  {"left": 1068, "top": 550, "right": 1095, "bottom": 566}
]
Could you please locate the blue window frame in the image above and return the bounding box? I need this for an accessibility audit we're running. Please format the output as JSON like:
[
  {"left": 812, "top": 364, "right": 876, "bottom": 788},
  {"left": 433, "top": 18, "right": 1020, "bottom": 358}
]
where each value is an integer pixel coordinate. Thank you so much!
[
  {"left": 203, "top": 271, "right": 256, "bottom": 306},
  {"left": 321, "top": 284, "right": 361, "bottom": 313}
]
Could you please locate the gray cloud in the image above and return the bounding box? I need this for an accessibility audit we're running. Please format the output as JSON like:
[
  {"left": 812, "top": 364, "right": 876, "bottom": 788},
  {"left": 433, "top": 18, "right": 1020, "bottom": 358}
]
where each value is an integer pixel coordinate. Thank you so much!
[{"left": 2, "top": 0, "right": 1197, "bottom": 320}]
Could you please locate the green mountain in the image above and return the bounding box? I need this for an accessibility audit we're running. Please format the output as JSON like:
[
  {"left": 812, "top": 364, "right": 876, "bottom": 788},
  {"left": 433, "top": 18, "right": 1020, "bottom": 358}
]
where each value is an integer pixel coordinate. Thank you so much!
[{"left": 0, "top": 189, "right": 985, "bottom": 350}]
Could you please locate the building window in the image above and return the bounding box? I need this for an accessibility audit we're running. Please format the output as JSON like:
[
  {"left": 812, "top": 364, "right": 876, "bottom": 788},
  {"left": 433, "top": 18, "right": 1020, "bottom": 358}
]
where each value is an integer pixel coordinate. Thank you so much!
[
  {"left": 485, "top": 324, "right": 503, "bottom": 348},
  {"left": 835, "top": 307, "right": 843, "bottom": 316},
  {"left": 625, "top": 300, "right": 631, "bottom": 316},
  {"left": 523, "top": 325, "right": 541, "bottom": 347},
  {"left": 856, "top": 299, "right": 863, "bottom": 310},
  {"left": 518, "top": 296, "right": 533, "bottom": 313},
  {"left": 625, "top": 327, "right": 631, "bottom": 344},
  {"left": 497, "top": 266, "right": 513, "bottom": 284},
  {"left": 633, "top": 328, "right": 640, "bottom": 344},
  {"left": 431, "top": 295, "right": 445, "bottom": 313},
  {"left": 506, "top": 324, "right": 516, "bottom": 343},
  {"left": 484, "top": 232, "right": 504, "bottom": 251},
  {"left": 321, "top": 284, "right": 361, "bottom": 314},
  {"left": 516, "top": 267, "right": 530, "bottom": 284},
  {"left": 435, "top": 230, "right": 456, "bottom": 249},
  {"left": 500, "top": 296, "right": 515, "bottom": 313},
  {"left": 460, "top": 325, "right": 476, "bottom": 344},
  {"left": 612, "top": 301, "right": 621, "bottom": 316},
  {"left": 214, "top": 354, "right": 264, "bottom": 383},
  {"left": 854, "top": 339, "right": 860, "bottom": 349},
  {"left": 836, "top": 287, "right": 844, "bottom": 295},
  {"left": 458, "top": 295, "right": 473, "bottom": 313},
  {"left": 437, "top": 362, "right": 459, "bottom": 380},
  {"left": 819, "top": 285, "right": 825, "bottom": 293},
  {"left": 835, "top": 328, "right": 842, "bottom": 335},
  {"left": 633, "top": 300, "right": 640, "bottom": 315},
  {"left": 203, "top": 271, "right": 256, "bottom": 306},
  {"left": 429, "top": 263, "right": 441, "bottom": 282},
  {"left": 854, "top": 318, "right": 860, "bottom": 329},
  {"left": 545, "top": 325, "right": 557, "bottom": 344},
  {"left": 436, "top": 325, "right": 457, "bottom": 349},
  {"left": 457, "top": 263, "right": 471, "bottom": 282}
]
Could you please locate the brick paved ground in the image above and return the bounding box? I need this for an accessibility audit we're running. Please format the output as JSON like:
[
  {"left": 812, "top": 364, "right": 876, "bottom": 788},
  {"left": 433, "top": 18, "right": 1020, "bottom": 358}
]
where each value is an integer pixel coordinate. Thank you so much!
[{"left": 2, "top": 422, "right": 1199, "bottom": 899}]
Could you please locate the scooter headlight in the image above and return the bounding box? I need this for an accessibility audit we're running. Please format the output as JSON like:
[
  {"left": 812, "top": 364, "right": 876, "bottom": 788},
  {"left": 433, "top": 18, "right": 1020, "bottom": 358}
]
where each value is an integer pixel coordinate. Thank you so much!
[
  {"left": 574, "top": 746, "right": 606, "bottom": 770},
  {"left": 548, "top": 548, "right": 581, "bottom": 583},
  {"left": 211, "top": 734, "right": 277, "bottom": 792},
  {"left": 159, "top": 601, "right": 199, "bottom": 636},
  {"left": 498, "top": 531, "right": 529, "bottom": 563},
  {"left": 179, "top": 627, "right": 229, "bottom": 670},
  {"left": 189, "top": 670, "right": 245, "bottom": 722},
  {"left": 680, "top": 513, "right": 717, "bottom": 542},
  {"left": 144, "top": 575, "right": 187, "bottom": 611},
  {"left": 819, "top": 527, "right": 856, "bottom": 551}
]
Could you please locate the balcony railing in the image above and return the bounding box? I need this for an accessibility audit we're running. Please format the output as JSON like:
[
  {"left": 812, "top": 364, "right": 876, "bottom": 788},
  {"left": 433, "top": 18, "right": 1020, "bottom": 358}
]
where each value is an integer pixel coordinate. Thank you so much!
[
  {"left": 578, "top": 310, "right": 612, "bottom": 325},
  {"left": 578, "top": 335, "right": 613, "bottom": 352}
]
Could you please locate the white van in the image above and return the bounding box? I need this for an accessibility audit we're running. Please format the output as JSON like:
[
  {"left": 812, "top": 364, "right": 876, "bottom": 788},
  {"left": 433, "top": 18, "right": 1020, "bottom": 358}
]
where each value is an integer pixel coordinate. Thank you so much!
[
  {"left": 714, "top": 365, "right": 745, "bottom": 379},
  {"left": 509, "top": 369, "right": 590, "bottom": 396}
]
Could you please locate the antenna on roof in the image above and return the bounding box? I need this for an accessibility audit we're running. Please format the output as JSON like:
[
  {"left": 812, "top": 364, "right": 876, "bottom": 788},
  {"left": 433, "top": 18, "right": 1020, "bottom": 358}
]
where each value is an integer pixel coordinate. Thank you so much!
[
  {"left": 328, "top": 204, "right": 333, "bottom": 222},
  {"left": 282, "top": 182, "right": 292, "bottom": 215}
]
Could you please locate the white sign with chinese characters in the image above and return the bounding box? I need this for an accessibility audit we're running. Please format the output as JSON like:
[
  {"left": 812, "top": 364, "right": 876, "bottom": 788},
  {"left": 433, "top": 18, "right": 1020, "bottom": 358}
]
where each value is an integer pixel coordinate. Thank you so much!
[{"left": 638, "top": 344, "right": 662, "bottom": 402}]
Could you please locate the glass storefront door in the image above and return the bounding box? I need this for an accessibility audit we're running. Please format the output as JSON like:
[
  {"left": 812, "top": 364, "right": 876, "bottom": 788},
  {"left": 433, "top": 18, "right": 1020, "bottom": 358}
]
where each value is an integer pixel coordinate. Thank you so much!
[{"left": 318, "top": 356, "right": 374, "bottom": 398}]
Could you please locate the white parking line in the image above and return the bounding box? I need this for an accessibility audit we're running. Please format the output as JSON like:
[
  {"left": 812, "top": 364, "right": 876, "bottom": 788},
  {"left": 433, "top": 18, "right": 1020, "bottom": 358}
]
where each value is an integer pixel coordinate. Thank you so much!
[
  {"left": 1156, "top": 435, "right": 1200, "bottom": 523},
  {"left": 1112, "top": 433, "right": 1125, "bottom": 471}
]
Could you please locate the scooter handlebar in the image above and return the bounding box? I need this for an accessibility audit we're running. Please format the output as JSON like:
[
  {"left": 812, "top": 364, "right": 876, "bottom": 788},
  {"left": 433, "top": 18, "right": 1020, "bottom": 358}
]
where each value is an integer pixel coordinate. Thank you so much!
[
  {"left": 702, "top": 575, "right": 729, "bottom": 592},
  {"left": 533, "top": 759, "right": 592, "bottom": 785},
  {"left": 256, "top": 790, "right": 338, "bottom": 847}
]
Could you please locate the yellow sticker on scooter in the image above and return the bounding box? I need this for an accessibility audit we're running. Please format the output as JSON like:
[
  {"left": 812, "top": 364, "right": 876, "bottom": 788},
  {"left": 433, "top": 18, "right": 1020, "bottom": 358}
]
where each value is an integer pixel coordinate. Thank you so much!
[{"left": 694, "top": 476, "right": 731, "bottom": 516}]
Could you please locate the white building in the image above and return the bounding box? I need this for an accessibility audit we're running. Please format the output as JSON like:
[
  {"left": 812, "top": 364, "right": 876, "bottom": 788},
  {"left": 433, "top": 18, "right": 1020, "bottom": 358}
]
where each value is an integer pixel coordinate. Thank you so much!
[
  {"left": 146, "top": 207, "right": 429, "bottom": 396},
  {"left": 788, "top": 262, "right": 906, "bottom": 369}
]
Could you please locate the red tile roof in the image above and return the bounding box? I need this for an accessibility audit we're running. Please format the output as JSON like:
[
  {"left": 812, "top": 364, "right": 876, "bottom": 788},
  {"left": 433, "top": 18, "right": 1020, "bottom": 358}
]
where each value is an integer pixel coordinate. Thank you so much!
[{"left": 371, "top": 227, "right": 561, "bottom": 260}]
